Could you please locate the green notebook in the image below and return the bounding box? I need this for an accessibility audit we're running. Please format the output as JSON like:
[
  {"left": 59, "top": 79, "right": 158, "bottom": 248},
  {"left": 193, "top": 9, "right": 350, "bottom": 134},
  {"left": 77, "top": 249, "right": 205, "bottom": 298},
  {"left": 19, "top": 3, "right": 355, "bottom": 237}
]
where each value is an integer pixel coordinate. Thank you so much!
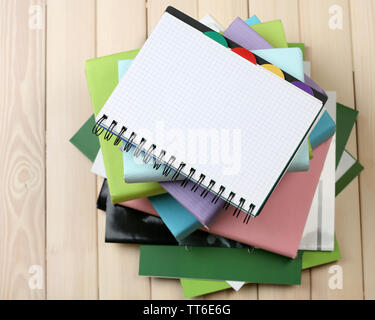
[
  {"left": 85, "top": 50, "right": 166, "bottom": 202},
  {"left": 69, "top": 115, "right": 100, "bottom": 162},
  {"left": 139, "top": 246, "right": 302, "bottom": 285},
  {"left": 336, "top": 151, "right": 364, "bottom": 196},
  {"left": 180, "top": 279, "right": 231, "bottom": 298},
  {"left": 180, "top": 236, "right": 341, "bottom": 298},
  {"left": 250, "top": 20, "right": 288, "bottom": 48},
  {"left": 336, "top": 103, "right": 359, "bottom": 166},
  {"left": 302, "top": 235, "right": 341, "bottom": 269}
]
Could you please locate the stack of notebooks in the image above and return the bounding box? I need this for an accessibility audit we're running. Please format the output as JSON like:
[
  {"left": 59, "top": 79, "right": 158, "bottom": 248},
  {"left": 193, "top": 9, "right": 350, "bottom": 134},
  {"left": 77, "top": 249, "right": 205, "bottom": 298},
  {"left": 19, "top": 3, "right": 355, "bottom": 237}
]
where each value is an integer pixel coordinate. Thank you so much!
[{"left": 70, "top": 7, "right": 364, "bottom": 298}]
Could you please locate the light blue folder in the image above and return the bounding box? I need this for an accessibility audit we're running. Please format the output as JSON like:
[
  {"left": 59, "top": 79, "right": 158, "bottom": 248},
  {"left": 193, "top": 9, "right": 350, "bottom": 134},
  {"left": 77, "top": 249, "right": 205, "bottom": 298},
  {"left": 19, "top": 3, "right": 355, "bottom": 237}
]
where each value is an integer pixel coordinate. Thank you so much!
[
  {"left": 148, "top": 194, "right": 202, "bottom": 241},
  {"left": 245, "top": 15, "right": 261, "bottom": 26}
]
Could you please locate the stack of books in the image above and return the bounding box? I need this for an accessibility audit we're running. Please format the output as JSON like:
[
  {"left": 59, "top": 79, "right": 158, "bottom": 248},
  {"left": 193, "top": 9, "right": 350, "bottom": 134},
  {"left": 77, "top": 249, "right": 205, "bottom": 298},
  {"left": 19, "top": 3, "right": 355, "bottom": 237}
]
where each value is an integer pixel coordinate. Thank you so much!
[{"left": 70, "top": 7, "right": 363, "bottom": 298}]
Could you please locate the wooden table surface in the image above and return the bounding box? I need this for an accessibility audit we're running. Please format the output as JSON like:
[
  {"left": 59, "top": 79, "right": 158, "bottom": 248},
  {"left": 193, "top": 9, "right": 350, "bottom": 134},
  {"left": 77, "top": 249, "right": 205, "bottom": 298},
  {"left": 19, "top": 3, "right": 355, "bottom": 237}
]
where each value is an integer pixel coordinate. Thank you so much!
[{"left": 0, "top": 0, "right": 374, "bottom": 300}]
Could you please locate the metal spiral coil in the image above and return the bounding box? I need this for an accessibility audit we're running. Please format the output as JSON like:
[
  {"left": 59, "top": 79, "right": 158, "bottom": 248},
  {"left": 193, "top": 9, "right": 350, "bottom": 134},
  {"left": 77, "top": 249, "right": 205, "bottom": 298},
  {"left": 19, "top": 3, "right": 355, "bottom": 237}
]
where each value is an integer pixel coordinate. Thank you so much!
[{"left": 93, "top": 114, "right": 256, "bottom": 223}]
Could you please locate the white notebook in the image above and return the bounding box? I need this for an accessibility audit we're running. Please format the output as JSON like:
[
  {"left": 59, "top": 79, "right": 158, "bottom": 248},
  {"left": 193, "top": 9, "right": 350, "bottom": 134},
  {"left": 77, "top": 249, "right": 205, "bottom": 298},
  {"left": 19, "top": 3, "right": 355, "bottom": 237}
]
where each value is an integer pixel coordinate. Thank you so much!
[
  {"left": 300, "top": 91, "right": 336, "bottom": 251},
  {"left": 94, "top": 7, "right": 326, "bottom": 217}
]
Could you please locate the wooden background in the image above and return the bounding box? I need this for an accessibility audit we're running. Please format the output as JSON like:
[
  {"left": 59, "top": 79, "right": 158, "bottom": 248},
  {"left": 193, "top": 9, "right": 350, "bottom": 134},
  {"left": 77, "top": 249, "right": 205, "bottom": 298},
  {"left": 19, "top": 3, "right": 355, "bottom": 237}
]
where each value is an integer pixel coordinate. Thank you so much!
[{"left": 0, "top": 0, "right": 374, "bottom": 300}]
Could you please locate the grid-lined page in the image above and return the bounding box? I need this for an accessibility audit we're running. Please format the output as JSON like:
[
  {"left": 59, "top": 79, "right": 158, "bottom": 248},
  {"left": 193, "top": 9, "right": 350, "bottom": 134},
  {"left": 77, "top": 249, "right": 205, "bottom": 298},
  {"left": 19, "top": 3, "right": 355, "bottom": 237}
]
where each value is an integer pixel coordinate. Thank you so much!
[{"left": 97, "top": 11, "right": 323, "bottom": 216}]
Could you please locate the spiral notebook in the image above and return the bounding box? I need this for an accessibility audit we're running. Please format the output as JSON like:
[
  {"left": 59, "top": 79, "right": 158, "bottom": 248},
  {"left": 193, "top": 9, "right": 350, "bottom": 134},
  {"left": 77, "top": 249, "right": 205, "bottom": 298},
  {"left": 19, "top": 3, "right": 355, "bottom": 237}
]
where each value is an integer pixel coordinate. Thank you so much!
[
  {"left": 121, "top": 46, "right": 309, "bottom": 229},
  {"left": 94, "top": 6, "right": 326, "bottom": 220},
  {"left": 121, "top": 48, "right": 310, "bottom": 184}
]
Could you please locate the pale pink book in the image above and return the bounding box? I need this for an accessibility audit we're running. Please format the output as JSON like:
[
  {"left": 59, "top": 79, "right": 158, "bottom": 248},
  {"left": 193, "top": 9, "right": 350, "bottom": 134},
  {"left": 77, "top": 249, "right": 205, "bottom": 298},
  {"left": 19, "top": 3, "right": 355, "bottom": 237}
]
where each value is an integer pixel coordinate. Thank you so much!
[
  {"left": 122, "top": 198, "right": 157, "bottom": 216},
  {"left": 207, "top": 139, "right": 332, "bottom": 258},
  {"left": 121, "top": 140, "right": 331, "bottom": 258}
]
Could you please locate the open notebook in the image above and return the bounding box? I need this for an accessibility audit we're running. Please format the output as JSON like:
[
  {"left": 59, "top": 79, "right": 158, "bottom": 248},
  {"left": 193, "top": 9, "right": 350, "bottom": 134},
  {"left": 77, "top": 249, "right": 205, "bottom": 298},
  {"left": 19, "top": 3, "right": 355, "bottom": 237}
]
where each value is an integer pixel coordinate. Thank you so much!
[
  {"left": 93, "top": 7, "right": 326, "bottom": 221},
  {"left": 121, "top": 48, "right": 310, "bottom": 184}
]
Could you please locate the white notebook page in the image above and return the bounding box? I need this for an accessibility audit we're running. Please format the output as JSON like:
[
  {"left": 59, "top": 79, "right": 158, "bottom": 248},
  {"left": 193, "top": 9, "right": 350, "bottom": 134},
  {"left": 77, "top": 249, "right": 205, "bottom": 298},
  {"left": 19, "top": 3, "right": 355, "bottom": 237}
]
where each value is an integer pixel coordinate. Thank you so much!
[{"left": 97, "top": 11, "right": 323, "bottom": 215}]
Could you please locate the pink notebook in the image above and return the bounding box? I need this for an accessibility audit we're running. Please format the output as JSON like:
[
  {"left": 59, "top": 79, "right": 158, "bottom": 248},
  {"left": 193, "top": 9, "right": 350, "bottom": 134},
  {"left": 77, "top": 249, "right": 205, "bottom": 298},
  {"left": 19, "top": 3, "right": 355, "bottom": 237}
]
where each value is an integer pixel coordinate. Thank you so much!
[
  {"left": 121, "top": 139, "right": 331, "bottom": 258},
  {"left": 122, "top": 198, "right": 157, "bottom": 216},
  {"left": 208, "top": 139, "right": 331, "bottom": 258}
]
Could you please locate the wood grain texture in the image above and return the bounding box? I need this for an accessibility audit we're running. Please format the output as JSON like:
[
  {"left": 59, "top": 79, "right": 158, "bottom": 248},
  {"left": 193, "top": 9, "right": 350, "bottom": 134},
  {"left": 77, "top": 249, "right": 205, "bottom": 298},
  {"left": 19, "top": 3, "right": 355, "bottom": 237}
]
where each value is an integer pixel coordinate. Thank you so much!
[
  {"left": 46, "top": 0, "right": 98, "bottom": 299},
  {"left": 0, "top": 0, "right": 46, "bottom": 300},
  {"left": 96, "top": 0, "right": 150, "bottom": 300},
  {"left": 1, "top": 0, "right": 373, "bottom": 300},
  {"left": 350, "top": 0, "right": 375, "bottom": 300},
  {"left": 249, "top": 0, "right": 311, "bottom": 300},
  {"left": 198, "top": 0, "right": 248, "bottom": 27},
  {"left": 299, "top": 0, "right": 363, "bottom": 299},
  {"left": 147, "top": 0, "right": 197, "bottom": 34}
]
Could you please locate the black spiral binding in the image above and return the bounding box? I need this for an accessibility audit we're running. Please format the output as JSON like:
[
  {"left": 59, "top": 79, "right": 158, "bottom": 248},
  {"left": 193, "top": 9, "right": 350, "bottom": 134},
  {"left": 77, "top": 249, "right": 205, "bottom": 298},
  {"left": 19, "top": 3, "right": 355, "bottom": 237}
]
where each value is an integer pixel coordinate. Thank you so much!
[{"left": 93, "top": 115, "right": 256, "bottom": 223}]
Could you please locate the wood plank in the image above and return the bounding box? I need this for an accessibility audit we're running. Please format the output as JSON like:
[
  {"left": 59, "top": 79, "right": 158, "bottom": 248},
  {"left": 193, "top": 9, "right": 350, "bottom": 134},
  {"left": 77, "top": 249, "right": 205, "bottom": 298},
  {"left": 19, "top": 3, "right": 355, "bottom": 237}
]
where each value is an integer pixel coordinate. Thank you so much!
[
  {"left": 147, "top": 0, "right": 197, "bottom": 34},
  {"left": 146, "top": 0, "right": 197, "bottom": 300},
  {"left": 248, "top": 0, "right": 311, "bottom": 300},
  {"left": 46, "top": 0, "right": 97, "bottom": 299},
  {"left": 0, "top": 0, "right": 46, "bottom": 300},
  {"left": 248, "top": 0, "right": 300, "bottom": 42},
  {"left": 96, "top": 0, "right": 149, "bottom": 299},
  {"left": 299, "top": 0, "right": 363, "bottom": 299},
  {"left": 349, "top": 0, "right": 375, "bottom": 300},
  {"left": 198, "top": 0, "right": 248, "bottom": 28}
]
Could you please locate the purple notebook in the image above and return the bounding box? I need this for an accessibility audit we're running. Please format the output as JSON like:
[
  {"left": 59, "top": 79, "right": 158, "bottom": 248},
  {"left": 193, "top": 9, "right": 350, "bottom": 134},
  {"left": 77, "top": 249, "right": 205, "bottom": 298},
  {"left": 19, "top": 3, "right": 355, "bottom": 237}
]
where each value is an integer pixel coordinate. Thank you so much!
[
  {"left": 160, "top": 181, "right": 225, "bottom": 227},
  {"left": 158, "top": 17, "right": 329, "bottom": 227}
]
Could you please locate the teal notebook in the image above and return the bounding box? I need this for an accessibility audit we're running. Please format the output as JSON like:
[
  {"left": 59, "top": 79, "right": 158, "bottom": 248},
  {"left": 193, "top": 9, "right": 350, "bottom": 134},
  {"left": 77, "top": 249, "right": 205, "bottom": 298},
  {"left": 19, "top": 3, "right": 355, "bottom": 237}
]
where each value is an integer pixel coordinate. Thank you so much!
[
  {"left": 148, "top": 194, "right": 202, "bottom": 241},
  {"left": 244, "top": 15, "right": 261, "bottom": 26},
  {"left": 139, "top": 245, "right": 302, "bottom": 284}
]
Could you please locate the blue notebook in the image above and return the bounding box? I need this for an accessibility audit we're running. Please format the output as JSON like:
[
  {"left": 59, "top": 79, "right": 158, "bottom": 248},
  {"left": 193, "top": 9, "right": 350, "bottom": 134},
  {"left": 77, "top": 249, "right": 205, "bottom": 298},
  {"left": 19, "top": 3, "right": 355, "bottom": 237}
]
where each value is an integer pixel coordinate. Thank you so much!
[
  {"left": 245, "top": 15, "right": 261, "bottom": 25},
  {"left": 148, "top": 194, "right": 202, "bottom": 241}
]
